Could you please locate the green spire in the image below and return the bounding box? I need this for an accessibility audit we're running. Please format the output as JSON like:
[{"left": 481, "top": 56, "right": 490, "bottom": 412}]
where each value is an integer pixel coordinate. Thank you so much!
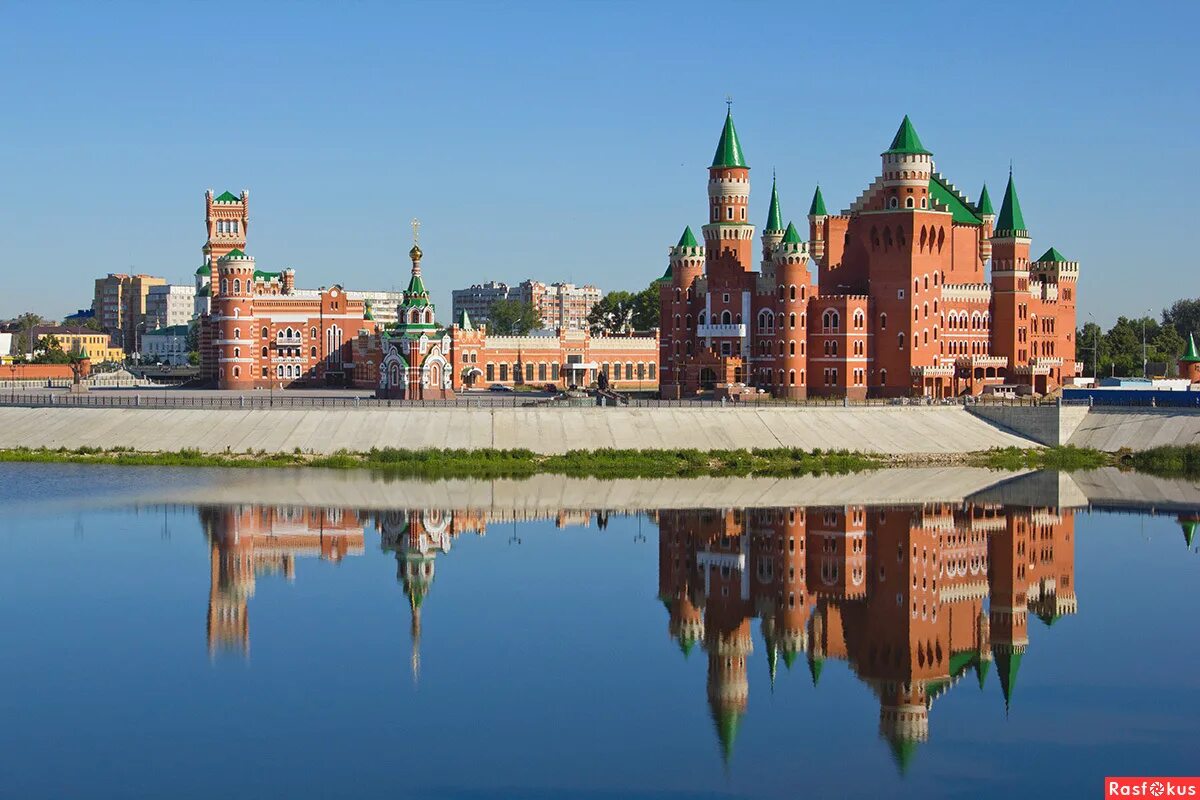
[
  {"left": 807, "top": 654, "right": 824, "bottom": 686},
  {"left": 765, "top": 177, "right": 783, "bottom": 231},
  {"left": 677, "top": 225, "right": 699, "bottom": 248},
  {"left": 888, "top": 736, "right": 921, "bottom": 776},
  {"left": 884, "top": 115, "right": 931, "bottom": 155},
  {"left": 712, "top": 707, "right": 743, "bottom": 765},
  {"left": 782, "top": 221, "right": 803, "bottom": 244},
  {"left": 406, "top": 273, "right": 427, "bottom": 299},
  {"left": 996, "top": 650, "right": 1024, "bottom": 711},
  {"left": 1181, "top": 333, "right": 1200, "bottom": 363},
  {"left": 456, "top": 309, "right": 473, "bottom": 330},
  {"left": 809, "top": 185, "right": 827, "bottom": 217},
  {"left": 995, "top": 171, "right": 1028, "bottom": 237},
  {"left": 977, "top": 183, "right": 995, "bottom": 216},
  {"left": 1182, "top": 520, "right": 1197, "bottom": 548},
  {"left": 711, "top": 109, "right": 747, "bottom": 168},
  {"left": 1037, "top": 247, "right": 1068, "bottom": 263},
  {"left": 975, "top": 657, "right": 991, "bottom": 691}
]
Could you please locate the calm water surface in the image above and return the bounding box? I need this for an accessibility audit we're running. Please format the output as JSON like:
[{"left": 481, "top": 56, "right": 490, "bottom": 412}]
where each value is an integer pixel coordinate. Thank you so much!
[{"left": 1, "top": 464, "right": 1198, "bottom": 800}]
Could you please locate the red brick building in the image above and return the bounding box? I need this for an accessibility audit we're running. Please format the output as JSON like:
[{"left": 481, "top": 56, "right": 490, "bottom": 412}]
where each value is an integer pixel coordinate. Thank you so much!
[{"left": 659, "top": 112, "right": 1078, "bottom": 399}]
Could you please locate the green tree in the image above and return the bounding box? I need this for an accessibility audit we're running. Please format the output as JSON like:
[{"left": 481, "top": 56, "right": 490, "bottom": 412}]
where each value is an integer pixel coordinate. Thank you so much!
[
  {"left": 31, "top": 335, "right": 73, "bottom": 364},
  {"left": 588, "top": 284, "right": 660, "bottom": 335},
  {"left": 13, "top": 311, "right": 44, "bottom": 356},
  {"left": 487, "top": 299, "right": 540, "bottom": 335},
  {"left": 631, "top": 284, "right": 660, "bottom": 330},
  {"left": 1076, "top": 322, "right": 1105, "bottom": 377},
  {"left": 1163, "top": 298, "right": 1200, "bottom": 341}
]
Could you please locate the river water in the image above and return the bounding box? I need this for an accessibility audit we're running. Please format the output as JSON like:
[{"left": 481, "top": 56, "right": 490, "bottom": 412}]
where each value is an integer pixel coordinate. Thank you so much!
[{"left": 1, "top": 463, "right": 1197, "bottom": 799}]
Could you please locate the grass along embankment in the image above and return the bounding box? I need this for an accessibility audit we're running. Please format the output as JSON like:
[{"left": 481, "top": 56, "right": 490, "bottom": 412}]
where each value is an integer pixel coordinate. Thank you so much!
[{"left": 1, "top": 444, "right": 1199, "bottom": 479}]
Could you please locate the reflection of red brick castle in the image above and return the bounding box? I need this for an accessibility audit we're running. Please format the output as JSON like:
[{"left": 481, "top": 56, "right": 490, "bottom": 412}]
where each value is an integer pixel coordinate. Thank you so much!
[
  {"left": 197, "top": 190, "right": 377, "bottom": 389},
  {"left": 657, "top": 502, "right": 1076, "bottom": 771},
  {"left": 658, "top": 111, "right": 1079, "bottom": 399},
  {"left": 200, "top": 504, "right": 365, "bottom": 656},
  {"left": 355, "top": 238, "right": 659, "bottom": 398}
]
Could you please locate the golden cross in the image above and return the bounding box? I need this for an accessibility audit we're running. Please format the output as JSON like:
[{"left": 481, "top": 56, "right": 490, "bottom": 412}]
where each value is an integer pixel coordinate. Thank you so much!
[{"left": 411, "top": 218, "right": 421, "bottom": 245}]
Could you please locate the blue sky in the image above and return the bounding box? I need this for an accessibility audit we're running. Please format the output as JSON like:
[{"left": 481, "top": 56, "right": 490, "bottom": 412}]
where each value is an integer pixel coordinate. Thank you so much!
[{"left": 1, "top": 0, "right": 1195, "bottom": 325}]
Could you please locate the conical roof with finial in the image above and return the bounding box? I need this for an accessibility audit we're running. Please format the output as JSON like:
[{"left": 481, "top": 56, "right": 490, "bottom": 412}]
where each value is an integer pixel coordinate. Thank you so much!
[
  {"left": 995, "top": 172, "right": 1029, "bottom": 237},
  {"left": 1181, "top": 333, "right": 1200, "bottom": 363},
  {"left": 884, "top": 115, "right": 931, "bottom": 155},
  {"left": 711, "top": 109, "right": 747, "bottom": 168},
  {"left": 766, "top": 178, "right": 783, "bottom": 231},
  {"left": 977, "top": 183, "right": 995, "bottom": 216},
  {"left": 809, "top": 185, "right": 827, "bottom": 216}
]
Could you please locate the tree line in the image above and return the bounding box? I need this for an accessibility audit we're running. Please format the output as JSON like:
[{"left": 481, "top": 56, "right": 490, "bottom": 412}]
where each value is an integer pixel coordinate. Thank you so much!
[{"left": 1076, "top": 298, "right": 1200, "bottom": 377}]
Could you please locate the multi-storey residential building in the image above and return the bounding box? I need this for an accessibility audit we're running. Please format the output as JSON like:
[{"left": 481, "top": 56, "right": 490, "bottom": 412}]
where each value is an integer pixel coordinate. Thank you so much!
[
  {"left": 346, "top": 290, "right": 406, "bottom": 326},
  {"left": 145, "top": 284, "right": 196, "bottom": 333},
  {"left": 196, "top": 189, "right": 376, "bottom": 389},
  {"left": 658, "top": 111, "right": 1078, "bottom": 399},
  {"left": 452, "top": 280, "right": 602, "bottom": 331},
  {"left": 92, "top": 273, "right": 167, "bottom": 353},
  {"left": 31, "top": 325, "right": 124, "bottom": 363}
]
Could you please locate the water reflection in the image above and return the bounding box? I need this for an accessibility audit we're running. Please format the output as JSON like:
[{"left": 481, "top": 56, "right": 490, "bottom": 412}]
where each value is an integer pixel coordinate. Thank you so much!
[{"left": 195, "top": 498, "right": 1200, "bottom": 775}]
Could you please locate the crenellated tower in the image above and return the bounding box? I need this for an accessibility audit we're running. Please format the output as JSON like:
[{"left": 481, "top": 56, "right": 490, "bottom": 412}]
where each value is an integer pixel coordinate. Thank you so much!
[
  {"left": 990, "top": 172, "right": 1032, "bottom": 373},
  {"left": 977, "top": 183, "right": 995, "bottom": 263},
  {"left": 215, "top": 249, "right": 257, "bottom": 389},
  {"left": 880, "top": 116, "right": 932, "bottom": 212},
  {"left": 761, "top": 176, "right": 785, "bottom": 278},
  {"left": 807, "top": 185, "right": 828, "bottom": 263},
  {"left": 205, "top": 189, "right": 249, "bottom": 295},
  {"left": 773, "top": 222, "right": 813, "bottom": 398},
  {"left": 702, "top": 110, "right": 755, "bottom": 276},
  {"left": 658, "top": 226, "right": 705, "bottom": 396}
]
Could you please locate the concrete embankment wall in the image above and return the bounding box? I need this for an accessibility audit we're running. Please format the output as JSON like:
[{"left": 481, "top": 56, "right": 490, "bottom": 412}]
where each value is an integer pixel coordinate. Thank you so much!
[
  {"left": 0, "top": 405, "right": 1037, "bottom": 455},
  {"left": 1065, "top": 408, "right": 1200, "bottom": 451},
  {"left": 967, "top": 405, "right": 1090, "bottom": 446}
]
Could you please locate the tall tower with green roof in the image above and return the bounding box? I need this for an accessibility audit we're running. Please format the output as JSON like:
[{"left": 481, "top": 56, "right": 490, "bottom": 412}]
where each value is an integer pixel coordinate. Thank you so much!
[
  {"left": 977, "top": 183, "right": 996, "bottom": 263},
  {"left": 761, "top": 176, "right": 786, "bottom": 271},
  {"left": 1179, "top": 333, "right": 1200, "bottom": 383},
  {"left": 807, "top": 185, "right": 828, "bottom": 262},
  {"left": 991, "top": 171, "right": 1034, "bottom": 377},
  {"left": 702, "top": 107, "right": 755, "bottom": 272}
]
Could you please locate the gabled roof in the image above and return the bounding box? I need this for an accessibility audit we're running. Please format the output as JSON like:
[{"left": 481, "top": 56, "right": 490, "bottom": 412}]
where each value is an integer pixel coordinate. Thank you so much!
[
  {"left": 765, "top": 178, "right": 783, "bottom": 231},
  {"left": 782, "top": 221, "right": 803, "bottom": 244},
  {"left": 995, "top": 172, "right": 1028, "bottom": 236},
  {"left": 711, "top": 110, "right": 747, "bottom": 168},
  {"left": 1036, "top": 247, "right": 1068, "bottom": 263},
  {"left": 809, "top": 185, "right": 827, "bottom": 216},
  {"left": 929, "top": 175, "right": 982, "bottom": 225},
  {"left": 677, "top": 225, "right": 699, "bottom": 248},
  {"left": 253, "top": 269, "right": 281, "bottom": 281},
  {"left": 1182, "top": 333, "right": 1200, "bottom": 363},
  {"left": 144, "top": 324, "right": 190, "bottom": 336},
  {"left": 977, "top": 183, "right": 995, "bottom": 216},
  {"left": 884, "top": 115, "right": 931, "bottom": 155},
  {"left": 214, "top": 190, "right": 240, "bottom": 203}
]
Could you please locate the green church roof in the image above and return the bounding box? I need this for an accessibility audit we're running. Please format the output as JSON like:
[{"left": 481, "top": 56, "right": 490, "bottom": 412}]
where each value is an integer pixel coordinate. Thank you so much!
[
  {"left": 929, "top": 176, "right": 982, "bottom": 225},
  {"left": 1182, "top": 333, "right": 1200, "bottom": 363},
  {"left": 1037, "top": 247, "right": 1069, "bottom": 263},
  {"left": 405, "top": 273, "right": 428, "bottom": 300},
  {"left": 995, "top": 172, "right": 1029, "bottom": 237},
  {"left": 677, "top": 225, "right": 699, "bottom": 248},
  {"left": 977, "top": 183, "right": 995, "bottom": 216},
  {"left": 214, "top": 190, "right": 240, "bottom": 203},
  {"left": 884, "top": 115, "right": 931, "bottom": 156},
  {"left": 809, "top": 185, "right": 827, "bottom": 217},
  {"left": 948, "top": 650, "right": 977, "bottom": 677},
  {"left": 782, "top": 221, "right": 803, "bottom": 244},
  {"left": 364, "top": 302, "right": 374, "bottom": 321},
  {"left": 765, "top": 178, "right": 783, "bottom": 231},
  {"left": 711, "top": 110, "right": 747, "bottom": 169}
]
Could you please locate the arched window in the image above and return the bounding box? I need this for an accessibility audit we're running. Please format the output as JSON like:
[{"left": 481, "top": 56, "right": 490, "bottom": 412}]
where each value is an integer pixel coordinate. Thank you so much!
[
  {"left": 789, "top": 370, "right": 796, "bottom": 386},
  {"left": 889, "top": 197, "right": 899, "bottom": 209},
  {"left": 674, "top": 314, "right": 681, "bottom": 329},
  {"left": 685, "top": 314, "right": 693, "bottom": 328},
  {"left": 880, "top": 313, "right": 887, "bottom": 330},
  {"left": 698, "top": 312, "right": 706, "bottom": 325},
  {"left": 789, "top": 340, "right": 796, "bottom": 356},
  {"left": 789, "top": 285, "right": 797, "bottom": 301},
  {"left": 831, "top": 340, "right": 838, "bottom": 356},
  {"left": 905, "top": 197, "right": 914, "bottom": 209},
  {"left": 261, "top": 346, "right": 268, "bottom": 357},
  {"left": 721, "top": 310, "right": 732, "bottom": 325},
  {"left": 233, "top": 328, "right": 240, "bottom": 340},
  {"left": 261, "top": 327, "right": 268, "bottom": 338},
  {"left": 310, "top": 327, "right": 317, "bottom": 339},
  {"left": 233, "top": 366, "right": 240, "bottom": 377},
  {"left": 778, "top": 285, "right": 785, "bottom": 300},
  {"left": 789, "top": 313, "right": 796, "bottom": 329},
  {"left": 310, "top": 346, "right": 317, "bottom": 357},
  {"left": 898, "top": 332, "right": 906, "bottom": 350},
  {"left": 221, "top": 279, "right": 228, "bottom": 294},
  {"left": 233, "top": 279, "right": 241, "bottom": 294}
]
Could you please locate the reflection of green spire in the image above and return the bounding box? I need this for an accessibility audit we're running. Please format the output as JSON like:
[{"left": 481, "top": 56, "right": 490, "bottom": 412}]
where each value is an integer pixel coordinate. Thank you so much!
[
  {"left": 765, "top": 178, "right": 783, "bottom": 231},
  {"left": 1036, "top": 610, "right": 1063, "bottom": 627},
  {"left": 678, "top": 636, "right": 697, "bottom": 658},
  {"left": 767, "top": 640, "right": 779, "bottom": 689},
  {"left": 712, "top": 708, "right": 743, "bottom": 765},
  {"left": 781, "top": 647, "right": 798, "bottom": 669},
  {"left": 711, "top": 109, "right": 747, "bottom": 168},
  {"left": 996, "top": 650, "right": 1024, "bottom": 711},
  {"left": 887, "top": 736, "right": 920, "bottom": 776},
  {"left": 808, "top": 654, "right": 824, "bottom": 686},
  {"left": 975, "top": 657, "right": 991, "bottom": 691},
  {"left": 1181, "top": 520, "right": 1197, "bottom": 548}
]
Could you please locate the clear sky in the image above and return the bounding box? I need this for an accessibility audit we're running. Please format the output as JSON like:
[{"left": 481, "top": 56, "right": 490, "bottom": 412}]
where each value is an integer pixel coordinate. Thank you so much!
[{"left": 1, "top": 0, "right": 1195, "bottom": 325}]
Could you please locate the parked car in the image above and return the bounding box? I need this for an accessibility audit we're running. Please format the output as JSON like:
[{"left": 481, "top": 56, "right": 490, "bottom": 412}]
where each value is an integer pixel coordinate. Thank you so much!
[{"left": 488, "top": 383, "right": 514, "bottom": 392}]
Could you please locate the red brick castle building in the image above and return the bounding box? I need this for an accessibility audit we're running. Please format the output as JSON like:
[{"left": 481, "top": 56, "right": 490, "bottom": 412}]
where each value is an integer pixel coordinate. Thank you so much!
[{"left": 659, "top": 112, "right": 1078, "bottom": 399}]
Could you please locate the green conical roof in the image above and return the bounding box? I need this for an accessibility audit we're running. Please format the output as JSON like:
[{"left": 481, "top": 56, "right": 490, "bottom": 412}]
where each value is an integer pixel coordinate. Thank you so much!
[
  {"left": 995, "top": 172, "right": 1028, "bottom": 236},
  {"left": 214, "top": 190, "right": 240, "bottom": 202},
  {"left": 677, "top": 225, "right": 699, "bottom": 248},
  {"left": 1181, "top": 333, "right": 1200, "bottom": 363},
  {"left": 809, "top": 185, "right": 827, "bottom": 216},
  {"left": 975, "top": 657, "right": 991, "bottom": 690},
  {"left": 977, "top": 183, "right": 995, "bottom": 216},
  {"left": 884, "top": 115, "right": 931, "bottom": 156},
  {"left": 996, "top": 650, "right": 1023, "bottom": 710},
  {"left": 656, "top": 265, "right": 672, "bottom": 283},
  {"left": 766, "top": 178, "right": 783, "bottom": 231},
  {"left": 406, "top": 273, "right": 428, "bottom": 298},
  {"left": 712, "top": 707, "right": 743, "bottom": 765},
  {"left": 1037, "top": 247, "right": 1068, "bottom": 263},
  {"left": 1182, "top": 520, "right": 1197, "bottom": 548},
  {"left": 456, "top": 309, "right": 473, "bottom": 330},
  {"left": 808, "top": 654, "right": 824, "bottom": 686},
  {"left": 888, "top": 736, "right": 921, "bottom": 776},
  {"left": 711, "top": 110, "right": 747, "bottom": 168},
  {"left": 782, "top": 221, "right": 803, "bottom": 245}
]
